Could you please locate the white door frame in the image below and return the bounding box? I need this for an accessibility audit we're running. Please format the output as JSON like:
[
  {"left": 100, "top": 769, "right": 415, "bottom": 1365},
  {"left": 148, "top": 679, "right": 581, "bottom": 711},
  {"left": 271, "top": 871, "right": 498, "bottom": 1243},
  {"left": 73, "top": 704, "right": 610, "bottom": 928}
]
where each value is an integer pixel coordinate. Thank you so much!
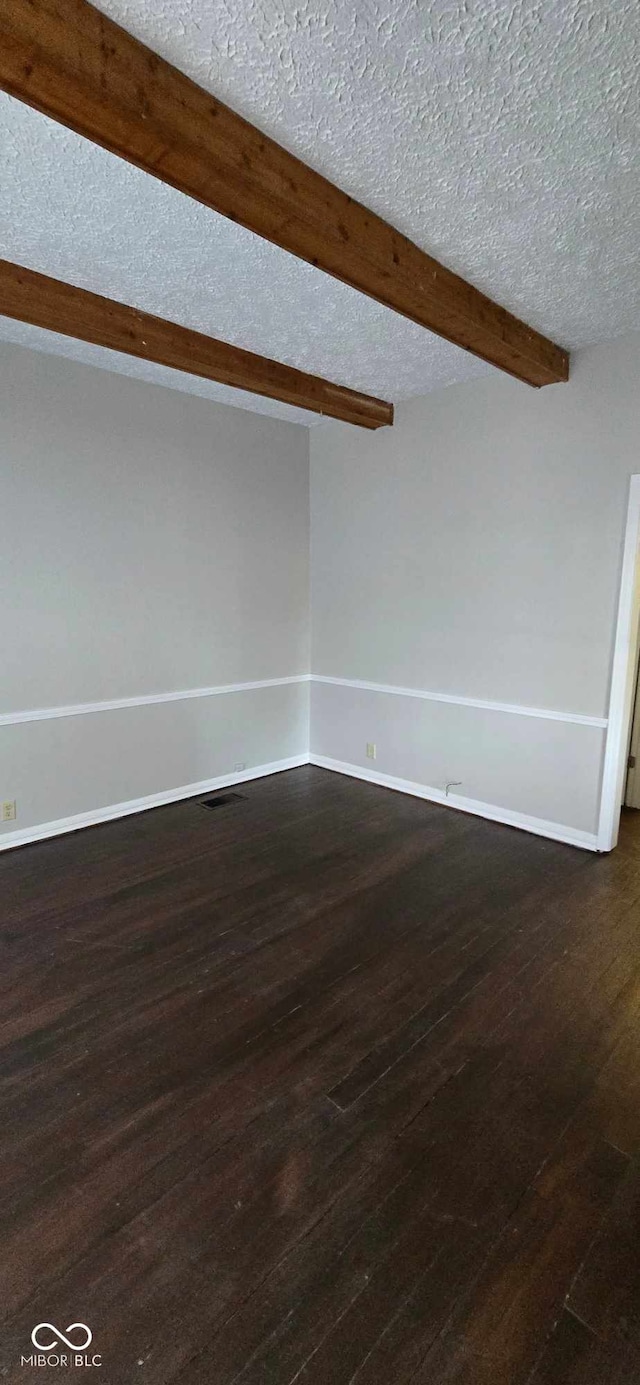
[{"left": 598, "top": 474, "right": 640, "bottom": 851}]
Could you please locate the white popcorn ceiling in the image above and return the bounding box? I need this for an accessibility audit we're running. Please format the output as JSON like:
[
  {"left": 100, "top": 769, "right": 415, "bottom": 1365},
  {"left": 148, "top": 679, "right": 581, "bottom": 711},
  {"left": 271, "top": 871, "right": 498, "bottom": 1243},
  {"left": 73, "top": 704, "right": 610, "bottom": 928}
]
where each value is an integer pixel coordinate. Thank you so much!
[
  {"left": 0, "top": 96, "right": 491, "bottom": 425},
  {"left": 1, "top": 0, "right": 639, "bottom": 425}
]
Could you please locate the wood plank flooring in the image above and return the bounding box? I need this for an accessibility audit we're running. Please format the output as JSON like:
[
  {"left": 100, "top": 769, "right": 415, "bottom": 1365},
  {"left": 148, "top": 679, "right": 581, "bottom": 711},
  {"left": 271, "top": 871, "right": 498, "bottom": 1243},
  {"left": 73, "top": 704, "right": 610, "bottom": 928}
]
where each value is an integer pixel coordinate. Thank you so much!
[{"left": 1, "top": 765, "right": 640, "bottom": 1383}]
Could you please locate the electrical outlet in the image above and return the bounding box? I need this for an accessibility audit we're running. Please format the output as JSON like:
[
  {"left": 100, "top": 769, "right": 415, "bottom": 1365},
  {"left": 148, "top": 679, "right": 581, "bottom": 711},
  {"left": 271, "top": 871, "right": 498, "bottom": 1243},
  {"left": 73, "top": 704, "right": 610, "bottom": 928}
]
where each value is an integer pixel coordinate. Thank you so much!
[
  {"left": 366, "top": 743, "right": 376, "bottom": 760},
  {"left": 2, "top": 800, "right": 16, "bottom": 822},
  {"left": 234, "top": 762, "right": 246, "bottom": 773}
]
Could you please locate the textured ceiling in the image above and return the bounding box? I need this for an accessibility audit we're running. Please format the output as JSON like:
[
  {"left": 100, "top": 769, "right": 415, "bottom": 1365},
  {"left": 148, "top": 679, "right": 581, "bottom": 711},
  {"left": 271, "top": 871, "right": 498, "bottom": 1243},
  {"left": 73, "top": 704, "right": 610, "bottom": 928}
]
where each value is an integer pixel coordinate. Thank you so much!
[
  {"left": 0, "top": 316, "right": 319, "bottom": 425},
  {"left": 0, "top": 94, "right": 490, "bottom": 423},
  {"left": 1, "top": 0, "right": 639, "bottom": 423}
]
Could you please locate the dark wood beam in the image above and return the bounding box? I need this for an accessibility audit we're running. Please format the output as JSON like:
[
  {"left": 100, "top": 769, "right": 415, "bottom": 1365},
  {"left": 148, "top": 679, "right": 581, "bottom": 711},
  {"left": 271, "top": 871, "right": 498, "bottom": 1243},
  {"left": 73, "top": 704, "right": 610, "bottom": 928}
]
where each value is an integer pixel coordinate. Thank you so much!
[
  {"left": 0, "top": 260, "right": 393, "bottom": 428},
  {"left": 0, "top": 0, "right": 569, "bottom": 388}
]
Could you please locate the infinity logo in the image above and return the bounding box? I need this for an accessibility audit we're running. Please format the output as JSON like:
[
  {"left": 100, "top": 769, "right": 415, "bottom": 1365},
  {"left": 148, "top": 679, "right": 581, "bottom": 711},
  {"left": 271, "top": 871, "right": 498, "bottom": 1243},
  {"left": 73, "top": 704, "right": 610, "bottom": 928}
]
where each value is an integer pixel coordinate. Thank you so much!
[{"left": 31, "top": 1323, "right": 93, "bottom": 1351}]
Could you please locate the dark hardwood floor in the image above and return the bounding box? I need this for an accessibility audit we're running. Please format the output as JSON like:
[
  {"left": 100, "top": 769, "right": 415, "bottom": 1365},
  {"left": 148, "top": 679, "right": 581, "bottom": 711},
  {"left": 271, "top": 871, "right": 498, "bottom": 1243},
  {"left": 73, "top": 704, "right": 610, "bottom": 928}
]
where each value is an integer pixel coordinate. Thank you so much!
[{"left": 1, "top": 765, "right": 640, "bottom": 1383}]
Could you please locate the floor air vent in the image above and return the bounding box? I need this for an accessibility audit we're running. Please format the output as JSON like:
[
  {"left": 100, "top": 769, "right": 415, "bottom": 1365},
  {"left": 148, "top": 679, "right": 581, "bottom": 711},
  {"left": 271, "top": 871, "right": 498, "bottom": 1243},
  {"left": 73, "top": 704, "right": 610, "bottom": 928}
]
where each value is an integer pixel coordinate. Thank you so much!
[{"left": 200, "top": 792, "right": 246, "bottom": 810}]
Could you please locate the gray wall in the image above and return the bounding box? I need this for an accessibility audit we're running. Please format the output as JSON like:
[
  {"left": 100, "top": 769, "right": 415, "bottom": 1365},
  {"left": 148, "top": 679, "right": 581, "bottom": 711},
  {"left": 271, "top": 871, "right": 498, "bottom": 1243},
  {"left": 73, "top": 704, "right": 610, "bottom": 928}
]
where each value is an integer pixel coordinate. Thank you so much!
[
  {"left": 310, "top": 333, "right": 640, "bottom": 841},
  {"left": 1, "top": 344, "right": 310, "bottom": 839},
  {"left": 4, "top": 331, "right": 640, "bottom": 849}
]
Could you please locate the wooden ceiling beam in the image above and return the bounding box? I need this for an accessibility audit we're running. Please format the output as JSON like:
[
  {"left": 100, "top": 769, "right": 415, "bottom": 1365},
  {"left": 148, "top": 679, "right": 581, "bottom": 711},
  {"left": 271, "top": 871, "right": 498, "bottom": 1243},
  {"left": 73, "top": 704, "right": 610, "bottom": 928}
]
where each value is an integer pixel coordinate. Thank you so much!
[
  {"left": 0, "top": 0, "right": 569, "bottom": 389},
  {"left": 0, "top": 260, "right": 393, "bottom": 428}
]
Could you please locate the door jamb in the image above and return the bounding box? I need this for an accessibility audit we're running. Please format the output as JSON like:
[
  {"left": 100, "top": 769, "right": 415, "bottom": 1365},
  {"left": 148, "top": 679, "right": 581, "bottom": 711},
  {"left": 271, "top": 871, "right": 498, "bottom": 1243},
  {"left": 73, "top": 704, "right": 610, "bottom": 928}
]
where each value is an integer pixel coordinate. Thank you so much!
[{"left": 598, "top": 474, "right": 640, "bottom": 851}]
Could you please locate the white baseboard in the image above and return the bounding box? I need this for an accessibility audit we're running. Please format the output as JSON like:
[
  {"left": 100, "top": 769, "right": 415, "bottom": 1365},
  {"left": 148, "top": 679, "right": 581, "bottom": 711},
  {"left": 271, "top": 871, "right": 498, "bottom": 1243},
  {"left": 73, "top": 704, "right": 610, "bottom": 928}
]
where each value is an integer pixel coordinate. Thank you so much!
[
  {"left": 0, "top": 755, "right": 310, "bottom": 853},
  {"left": 0, "top": 751, "right": 600, "bottom": 855},
  {"left": 310, "top": 754, "right": 599, "bottom": 852}
]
